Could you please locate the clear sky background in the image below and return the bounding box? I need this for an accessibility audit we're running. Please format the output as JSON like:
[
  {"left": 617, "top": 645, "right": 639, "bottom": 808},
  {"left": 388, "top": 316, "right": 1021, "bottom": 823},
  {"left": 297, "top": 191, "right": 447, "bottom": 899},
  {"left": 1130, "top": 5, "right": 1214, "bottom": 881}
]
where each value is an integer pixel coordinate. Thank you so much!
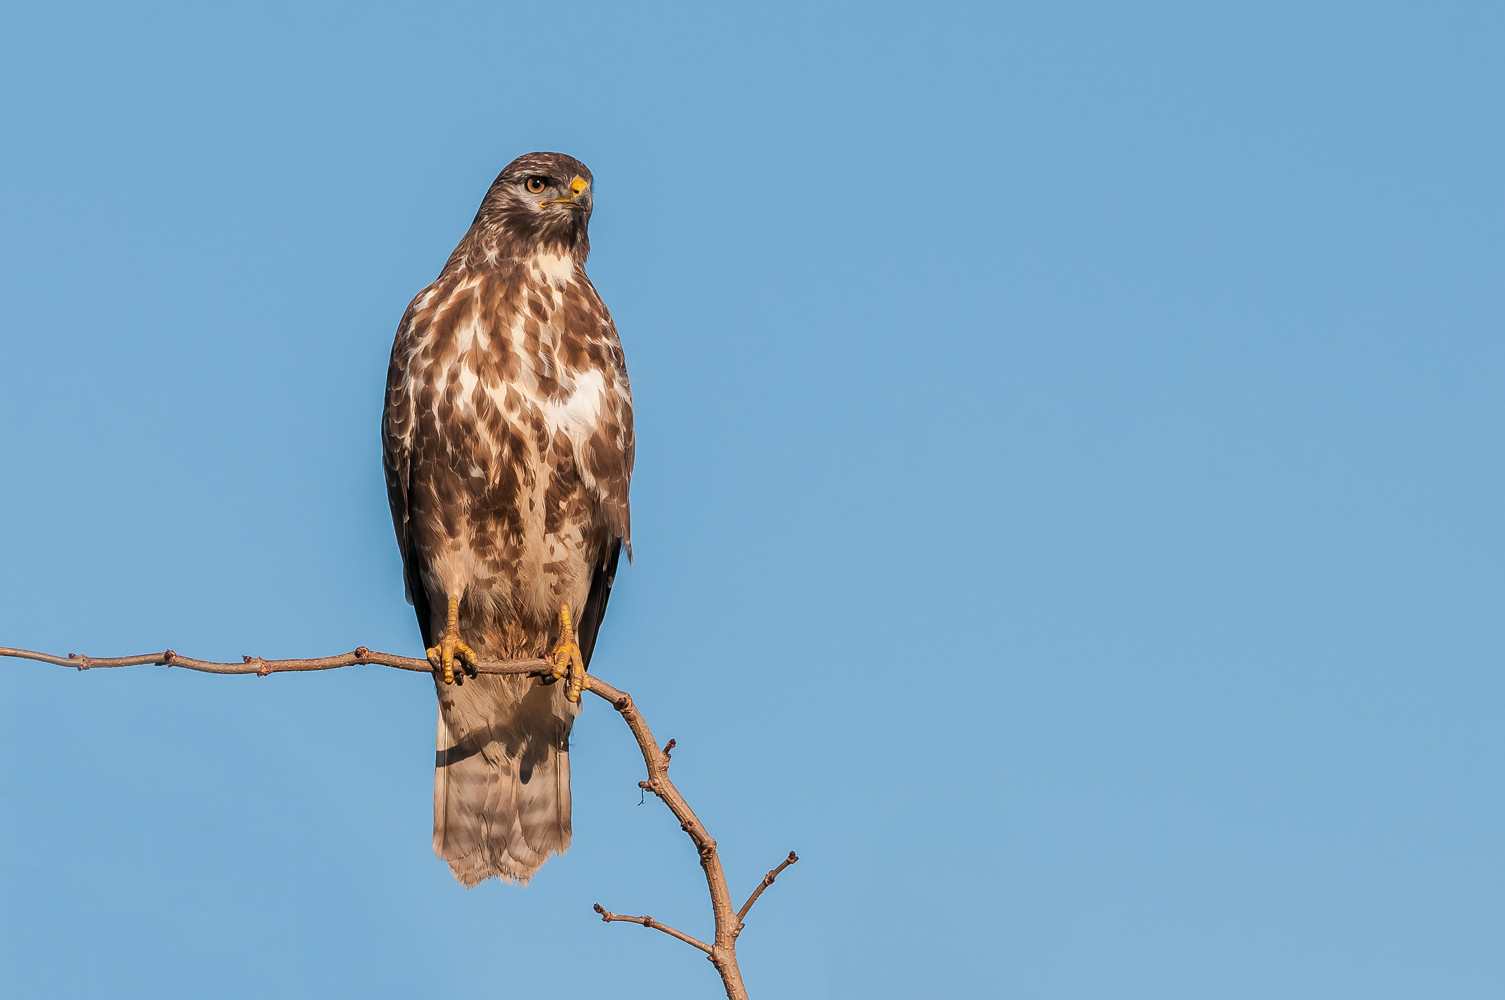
[{"left": 1, "top": 2, "right": 1502, "bottom": 997}]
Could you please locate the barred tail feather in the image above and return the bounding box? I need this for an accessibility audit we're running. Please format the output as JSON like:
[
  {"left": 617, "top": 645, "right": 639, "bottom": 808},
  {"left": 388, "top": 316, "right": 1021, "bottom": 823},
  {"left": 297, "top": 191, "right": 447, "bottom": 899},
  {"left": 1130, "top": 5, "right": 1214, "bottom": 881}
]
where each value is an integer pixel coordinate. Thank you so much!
[{"left": 432, "top": 673, "right": 578, "bottom": 886}]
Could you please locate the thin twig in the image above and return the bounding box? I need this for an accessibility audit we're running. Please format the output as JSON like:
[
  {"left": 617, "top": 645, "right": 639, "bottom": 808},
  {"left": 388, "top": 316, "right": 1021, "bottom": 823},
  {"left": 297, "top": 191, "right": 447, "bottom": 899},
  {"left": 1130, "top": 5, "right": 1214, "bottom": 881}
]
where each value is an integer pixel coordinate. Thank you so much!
[
  {"left": 594, "top": 903, "right": 711, "bottom": 953},
  {"left": 736, "top": 852, "right": 800, "bottom": 928}
]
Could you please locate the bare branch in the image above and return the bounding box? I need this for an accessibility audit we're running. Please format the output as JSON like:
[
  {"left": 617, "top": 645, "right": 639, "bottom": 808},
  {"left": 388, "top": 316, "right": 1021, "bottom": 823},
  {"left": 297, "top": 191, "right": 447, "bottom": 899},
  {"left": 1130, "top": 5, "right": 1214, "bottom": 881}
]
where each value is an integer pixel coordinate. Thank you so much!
[
  {"left": 0, "top": 645, "right": 547, "bottom": 678},
  {"left": 1, "top": 643, "right": 795, "bottom": 1000},
  {"left": 572, "top": 674, "right": 753, "bottom": 997},
  {"left": 736, "top": 852, "right": 800, "bottom": 930},
  {"left": 593, "top": 903, "right": 711, "bottom": 953}
]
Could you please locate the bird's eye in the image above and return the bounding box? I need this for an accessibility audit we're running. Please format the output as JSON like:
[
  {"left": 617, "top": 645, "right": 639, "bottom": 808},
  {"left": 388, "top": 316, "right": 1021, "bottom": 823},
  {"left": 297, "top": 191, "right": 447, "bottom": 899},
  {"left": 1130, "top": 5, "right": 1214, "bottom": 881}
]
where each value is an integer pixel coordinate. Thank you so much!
[{"left": 525, "top": 177, "right": 549, "bottom": 195}]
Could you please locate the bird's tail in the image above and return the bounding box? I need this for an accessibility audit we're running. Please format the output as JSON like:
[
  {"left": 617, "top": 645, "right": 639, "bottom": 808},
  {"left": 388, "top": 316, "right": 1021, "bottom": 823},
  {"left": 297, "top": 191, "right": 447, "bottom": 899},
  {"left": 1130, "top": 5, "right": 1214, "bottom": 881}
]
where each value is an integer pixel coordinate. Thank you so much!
[{"left": 432, "top": 672, "right": 578, "bottom": 886}]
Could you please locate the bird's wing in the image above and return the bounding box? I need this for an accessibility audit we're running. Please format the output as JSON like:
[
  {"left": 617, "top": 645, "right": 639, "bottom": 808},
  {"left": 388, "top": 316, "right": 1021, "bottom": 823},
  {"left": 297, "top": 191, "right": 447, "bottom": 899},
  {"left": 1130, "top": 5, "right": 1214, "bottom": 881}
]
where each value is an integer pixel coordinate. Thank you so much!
[
  {"left": 572, "top": 280, "right": 635, "bottom": 666},
  {"left": 576, "top": 538, "right": 621, "bottom": 668},
  {"left": 381, "top": 301, "right": 435, "bottom": 649},
  {"left": 574, "top": 278, "right": 635, "bottom": 550}
]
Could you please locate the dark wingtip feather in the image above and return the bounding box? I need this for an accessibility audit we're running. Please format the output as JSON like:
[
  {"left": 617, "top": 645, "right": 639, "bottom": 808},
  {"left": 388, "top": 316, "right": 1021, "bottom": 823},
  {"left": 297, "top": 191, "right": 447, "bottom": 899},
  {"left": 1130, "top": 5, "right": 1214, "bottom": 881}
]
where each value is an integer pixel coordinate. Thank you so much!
[{"left": 577, "top": 538, "right": 623, "bottom": 668}]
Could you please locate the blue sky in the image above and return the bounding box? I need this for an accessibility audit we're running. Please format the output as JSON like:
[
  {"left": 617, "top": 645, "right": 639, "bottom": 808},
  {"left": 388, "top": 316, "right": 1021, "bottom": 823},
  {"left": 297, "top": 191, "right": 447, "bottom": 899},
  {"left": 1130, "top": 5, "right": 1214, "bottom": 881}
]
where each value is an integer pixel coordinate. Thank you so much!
[{"left": 1, "top": 2, "right": 1502, "bottom": 997}]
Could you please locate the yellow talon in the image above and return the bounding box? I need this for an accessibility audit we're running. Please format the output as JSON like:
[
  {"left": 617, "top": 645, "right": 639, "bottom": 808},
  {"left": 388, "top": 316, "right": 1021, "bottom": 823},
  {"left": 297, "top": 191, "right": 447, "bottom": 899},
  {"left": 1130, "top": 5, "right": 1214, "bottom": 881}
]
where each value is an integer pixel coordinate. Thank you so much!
[
  {"left": 426, "top": 595, "right": 476, "bottom": 685},
  {"left": 550, "top": 603, "right": 587, "bottom": 703}
]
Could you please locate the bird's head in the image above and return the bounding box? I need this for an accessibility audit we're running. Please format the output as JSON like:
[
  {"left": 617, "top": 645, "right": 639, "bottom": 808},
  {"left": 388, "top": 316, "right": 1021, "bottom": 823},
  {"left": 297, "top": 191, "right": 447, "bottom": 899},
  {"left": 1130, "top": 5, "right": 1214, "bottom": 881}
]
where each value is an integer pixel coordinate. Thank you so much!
[{"left": 473, "top": 152, "right": 595, "bottom": 259}]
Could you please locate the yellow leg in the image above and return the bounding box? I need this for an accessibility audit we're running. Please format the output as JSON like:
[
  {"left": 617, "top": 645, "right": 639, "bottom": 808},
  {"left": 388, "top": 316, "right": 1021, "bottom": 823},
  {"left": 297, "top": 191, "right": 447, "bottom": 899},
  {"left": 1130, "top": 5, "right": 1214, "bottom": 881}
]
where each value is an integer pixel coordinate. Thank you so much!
[
  {"left": 550, "top": 604, "right": 588, "bottom": 703},
  {"left": 426, "top": 596, "right": 477, "bottom": 685}
]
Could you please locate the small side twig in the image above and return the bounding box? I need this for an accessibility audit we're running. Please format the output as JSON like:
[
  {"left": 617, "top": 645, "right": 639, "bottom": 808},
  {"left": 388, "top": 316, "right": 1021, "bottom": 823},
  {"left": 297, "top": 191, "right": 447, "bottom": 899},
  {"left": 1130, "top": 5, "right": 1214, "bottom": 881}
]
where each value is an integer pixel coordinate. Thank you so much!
[
  {"left": 594, "top": 903, "right": 711, "bottom": 953},
  {"left": 736, "top": 852, "right": 800, "bottom": 930}
]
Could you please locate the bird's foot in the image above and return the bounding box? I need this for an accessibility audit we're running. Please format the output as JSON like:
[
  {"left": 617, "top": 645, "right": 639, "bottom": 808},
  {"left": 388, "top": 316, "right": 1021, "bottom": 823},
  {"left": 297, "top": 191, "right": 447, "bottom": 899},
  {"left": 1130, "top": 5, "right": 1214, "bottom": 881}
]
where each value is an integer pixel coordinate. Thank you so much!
[
  {"left": 426, "top": 596, "right": 477, "bottom": 685},
  {"left": 550, "top": 603, "right": 588, "bottom": 704}
]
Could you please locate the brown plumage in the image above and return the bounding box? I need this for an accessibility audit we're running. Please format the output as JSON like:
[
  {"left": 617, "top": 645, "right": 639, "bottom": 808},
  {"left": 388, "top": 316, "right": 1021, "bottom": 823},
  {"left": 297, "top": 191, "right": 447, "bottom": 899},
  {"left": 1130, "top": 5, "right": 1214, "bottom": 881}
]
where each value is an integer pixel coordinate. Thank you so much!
[{"left": 381, "top": 152, "right": 634, "bottom": 885}]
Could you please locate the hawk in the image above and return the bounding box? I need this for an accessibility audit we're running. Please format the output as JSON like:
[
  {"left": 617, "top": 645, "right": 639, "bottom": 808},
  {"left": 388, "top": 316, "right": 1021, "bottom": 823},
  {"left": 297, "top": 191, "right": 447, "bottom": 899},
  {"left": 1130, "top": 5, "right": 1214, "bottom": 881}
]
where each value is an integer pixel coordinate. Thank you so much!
[{"left": 381, "top": 152, "right": 634, "bottom": 886}]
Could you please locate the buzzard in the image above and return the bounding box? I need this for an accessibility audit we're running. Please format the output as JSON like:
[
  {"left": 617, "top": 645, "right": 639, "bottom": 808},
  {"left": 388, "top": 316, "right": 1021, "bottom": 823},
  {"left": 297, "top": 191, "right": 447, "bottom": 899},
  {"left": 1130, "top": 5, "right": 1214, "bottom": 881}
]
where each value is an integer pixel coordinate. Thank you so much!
[{"left": 381, "top": 152, "right": 634, "bottom": 886}]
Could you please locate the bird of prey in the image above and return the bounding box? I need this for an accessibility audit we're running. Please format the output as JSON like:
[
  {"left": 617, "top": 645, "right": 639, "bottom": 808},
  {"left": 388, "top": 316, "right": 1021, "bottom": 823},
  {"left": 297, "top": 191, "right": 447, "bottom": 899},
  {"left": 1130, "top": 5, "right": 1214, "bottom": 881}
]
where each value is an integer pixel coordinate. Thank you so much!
[{"left": 381, "top": 152, "right": 634, "bottom": 886}]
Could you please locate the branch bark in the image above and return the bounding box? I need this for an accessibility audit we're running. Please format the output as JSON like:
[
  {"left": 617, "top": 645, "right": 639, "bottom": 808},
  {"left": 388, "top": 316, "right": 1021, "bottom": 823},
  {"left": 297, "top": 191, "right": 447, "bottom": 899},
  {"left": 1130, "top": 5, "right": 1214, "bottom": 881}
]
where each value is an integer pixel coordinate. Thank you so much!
[{"left": 0, "top": 644, "right": 797, "bottom": 999}]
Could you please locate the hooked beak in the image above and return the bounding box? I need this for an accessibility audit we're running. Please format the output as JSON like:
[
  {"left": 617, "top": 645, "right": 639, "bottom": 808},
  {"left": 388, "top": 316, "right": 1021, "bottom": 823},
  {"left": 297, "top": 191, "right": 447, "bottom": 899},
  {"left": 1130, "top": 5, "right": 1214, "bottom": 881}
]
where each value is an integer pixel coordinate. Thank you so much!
[{"left": 549, "top": 175, "right": 592, "bottom": 211}]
